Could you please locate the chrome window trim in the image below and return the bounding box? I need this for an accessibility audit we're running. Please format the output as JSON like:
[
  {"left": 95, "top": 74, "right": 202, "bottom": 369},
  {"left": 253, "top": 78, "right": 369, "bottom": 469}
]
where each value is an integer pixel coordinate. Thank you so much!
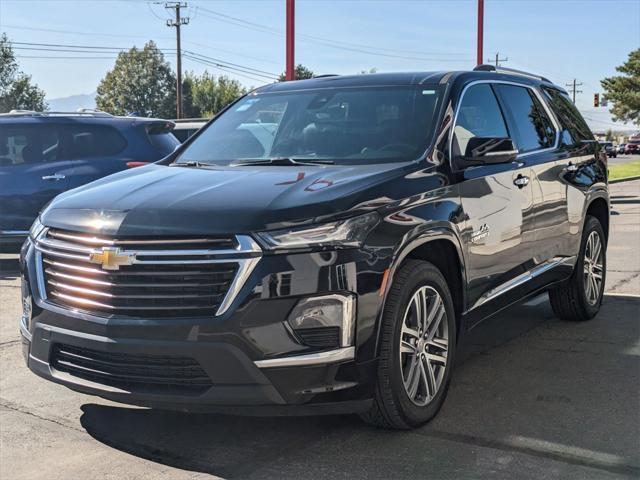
[
  {"left": 34, "top": 229, "right": 263, "bottom": 317},
  {"left": 254, "top": 346, "right": 355, "bottom": 368},
  {"left": 0, "top": 230, "right": 29, "bottom": 236},
  {"left": 449, "top": 79, "right": 561, "bottom": 168}
]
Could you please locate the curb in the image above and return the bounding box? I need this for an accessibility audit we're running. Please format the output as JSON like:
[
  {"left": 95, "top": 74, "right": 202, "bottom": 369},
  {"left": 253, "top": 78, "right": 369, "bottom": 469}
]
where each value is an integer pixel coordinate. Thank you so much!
[{"left": 610, "top": 175, "right": 640, "bottom": 184}]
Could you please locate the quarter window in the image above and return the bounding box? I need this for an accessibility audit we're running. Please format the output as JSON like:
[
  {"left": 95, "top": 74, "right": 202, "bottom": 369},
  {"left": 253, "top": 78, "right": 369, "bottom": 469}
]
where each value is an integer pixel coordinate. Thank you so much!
[
  {"left": 452, "top": 83, "right": 509, "bottom": 158},
  {"left": 542, "top": 87, "right": 593, "bottom": 145},
  {"left": 495, "top": 85, "right": 556, "bottom": 153}
]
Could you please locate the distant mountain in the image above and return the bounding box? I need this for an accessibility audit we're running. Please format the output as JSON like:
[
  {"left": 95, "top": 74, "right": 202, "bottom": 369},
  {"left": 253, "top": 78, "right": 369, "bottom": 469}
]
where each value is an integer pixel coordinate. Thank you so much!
[{"left": 46, "top": 92, "right": 96, "bottom": 112}]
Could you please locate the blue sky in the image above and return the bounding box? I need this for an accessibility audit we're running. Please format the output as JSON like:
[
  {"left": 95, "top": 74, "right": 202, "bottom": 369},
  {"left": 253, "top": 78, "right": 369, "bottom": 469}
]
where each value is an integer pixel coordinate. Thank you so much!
[{"left": 1, "top": 0, "right": 638, "bottom": 129}]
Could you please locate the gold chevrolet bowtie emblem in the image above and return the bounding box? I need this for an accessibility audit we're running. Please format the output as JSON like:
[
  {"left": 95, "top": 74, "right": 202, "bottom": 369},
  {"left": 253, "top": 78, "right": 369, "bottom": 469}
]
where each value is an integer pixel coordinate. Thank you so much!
[{"left": 89, "top": 247, "right": 134, "bottom": 270}]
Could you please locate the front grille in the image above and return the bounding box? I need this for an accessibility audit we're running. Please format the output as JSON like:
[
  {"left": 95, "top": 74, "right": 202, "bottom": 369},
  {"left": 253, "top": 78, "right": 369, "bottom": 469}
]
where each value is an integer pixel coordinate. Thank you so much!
[
  {"left": 51, "top": 343, "right": 212, "bottom": 394},
  {"left": 35, "top": 228, "right": 261, "bottom": 318}
]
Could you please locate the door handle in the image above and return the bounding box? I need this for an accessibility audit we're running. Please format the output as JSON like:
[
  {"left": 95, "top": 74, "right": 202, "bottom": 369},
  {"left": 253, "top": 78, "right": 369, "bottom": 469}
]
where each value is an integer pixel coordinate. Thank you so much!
[
  {"left": 514, "top": 175, "right": 530, "bottom": 188},
  {"left": 42, "top": 173, "right": 66, "bottom": 181},
  {"left": 566, "top": 162, "right": 578, "bottom": 172}
]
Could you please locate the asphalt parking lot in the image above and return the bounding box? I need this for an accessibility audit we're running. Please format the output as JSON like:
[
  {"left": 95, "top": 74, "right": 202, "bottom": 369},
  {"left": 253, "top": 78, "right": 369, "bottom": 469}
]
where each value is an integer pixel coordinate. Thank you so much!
[
  {"left": 607, "top": 153, "right": 640, "bottom": 167},
  {"left": 1, "top": 181, "right": 638, "bottom": 480}
]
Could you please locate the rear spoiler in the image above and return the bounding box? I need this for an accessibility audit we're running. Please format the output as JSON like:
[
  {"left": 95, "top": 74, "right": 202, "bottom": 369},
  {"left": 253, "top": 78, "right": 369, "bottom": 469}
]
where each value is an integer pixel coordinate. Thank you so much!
[{"left": 138, "top": 120, "right": 176, "bottom": 134}]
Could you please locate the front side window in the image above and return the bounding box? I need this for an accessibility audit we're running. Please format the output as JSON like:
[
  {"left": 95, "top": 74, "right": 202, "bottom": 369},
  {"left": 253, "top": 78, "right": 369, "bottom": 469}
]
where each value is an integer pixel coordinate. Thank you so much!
[
  {"left": 176, "top": 86, "right": 443, "bottom": 166},
  {"left": 452, "top": 83, "right": 509, "bottom": 157},
  {"left": 0, "top": 125, "right": 61, "bottom": 167},
  {"left": 495, "top": 84, "right": 556, "bottom": 153}
]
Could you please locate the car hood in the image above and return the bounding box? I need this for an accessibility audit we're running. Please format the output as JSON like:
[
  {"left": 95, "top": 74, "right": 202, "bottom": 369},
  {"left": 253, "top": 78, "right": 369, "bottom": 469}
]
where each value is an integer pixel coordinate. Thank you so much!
[{"left": 41, "top": 163, "right": 441, "bottom": 236}]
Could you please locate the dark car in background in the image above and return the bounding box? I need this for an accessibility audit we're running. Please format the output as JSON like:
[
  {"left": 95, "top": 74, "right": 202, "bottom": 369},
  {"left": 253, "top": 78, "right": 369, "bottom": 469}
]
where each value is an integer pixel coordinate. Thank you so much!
[
  {"left": 617, "top": 143, "right": 626, "bottom": 154},
  {"left": 171, "top": 118, "right": 207, "bottom": 143},
  {"left": 0, "top": 110, "right": 180, "bottom": 251},
  {"left": 600, "top": 141, "right": 617, "bottom": 158}
]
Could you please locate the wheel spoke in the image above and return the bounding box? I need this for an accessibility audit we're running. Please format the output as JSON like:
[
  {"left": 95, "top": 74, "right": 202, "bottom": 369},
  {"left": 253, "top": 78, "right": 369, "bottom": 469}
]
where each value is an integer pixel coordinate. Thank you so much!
[
  {"left": 402, "top": 323, "right": 419, "bottom": 340},
  {"left": 428, "top": 337, "right": 448, "bottom": 350},
  {"left": 418, "top": 358, "right": 431, "bottom": 399},
  {"left": 406, "top": 358, "right": 421, "bottom": 398},
  {"left": 401, "top": 340, "right": 416, "bottom": 354},
  {"left": 592, "top": 235, "right": 602, "bottom": 263},
  {"left": 426, "top": 302, "right": 445, "bottom": 342},
  {"left": 426, "top": 352, "right": 447, "bottom": 365},
  {"left": 426, "top": 359, "right": 437, "bottom": 397}
]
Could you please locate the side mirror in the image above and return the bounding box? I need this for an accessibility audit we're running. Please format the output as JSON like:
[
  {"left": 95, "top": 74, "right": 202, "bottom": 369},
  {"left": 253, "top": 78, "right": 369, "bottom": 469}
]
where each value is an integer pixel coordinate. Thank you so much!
[{"left": 463, "top": 137, "right": 518, "bottom": 165}]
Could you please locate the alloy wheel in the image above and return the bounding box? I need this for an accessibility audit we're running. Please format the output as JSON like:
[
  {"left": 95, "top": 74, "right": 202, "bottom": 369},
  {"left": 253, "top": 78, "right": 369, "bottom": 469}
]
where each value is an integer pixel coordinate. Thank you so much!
[
  {"left": 399, "top": 286, "right": 449, "bottom": 407},
  {"left": 583, "top": 231, "right": 604, "bottom": 306}
]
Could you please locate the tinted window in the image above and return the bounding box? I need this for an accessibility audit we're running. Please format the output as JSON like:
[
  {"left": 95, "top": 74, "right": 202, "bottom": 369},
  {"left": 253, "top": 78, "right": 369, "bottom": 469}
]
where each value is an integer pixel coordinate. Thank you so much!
[
  {"left": 542, "top": 87, "right": 594, "bottom": 145},
  {"left": 148, "top": 131, "right": 180, "bottom": 155},
  {"left": 61, "top": 125, "right": 127, "bottom": 159},
  {"left": 453, "top": 83, "right": 509, "bottom": 157},
  {"left": 177, "top": 86, "right": 444, "bottom": 166},
  {"left": 0, "top": 125, "right": 62, "bottom": 167},
  {"left": 496, "top": 85, "right": 556, "bottom": 153}
]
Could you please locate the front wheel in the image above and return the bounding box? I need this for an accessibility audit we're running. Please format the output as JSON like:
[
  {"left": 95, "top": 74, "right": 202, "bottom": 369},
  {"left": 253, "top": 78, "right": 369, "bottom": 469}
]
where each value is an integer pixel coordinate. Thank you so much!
[
  {"left": 360, "top": 260, "right": 456, "bottom": 429},
  {"left": 549, "top": 215, "right": 606, "bottom": 321}
]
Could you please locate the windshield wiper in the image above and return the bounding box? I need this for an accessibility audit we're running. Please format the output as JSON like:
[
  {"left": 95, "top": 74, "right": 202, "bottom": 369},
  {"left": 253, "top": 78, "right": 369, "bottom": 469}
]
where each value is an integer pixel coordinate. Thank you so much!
[
  {"left": 230, "top": 157, "right": 335, "bottom": 167},
  {"left": 170, "top": 160, "right": 207, "bottom": 168}
]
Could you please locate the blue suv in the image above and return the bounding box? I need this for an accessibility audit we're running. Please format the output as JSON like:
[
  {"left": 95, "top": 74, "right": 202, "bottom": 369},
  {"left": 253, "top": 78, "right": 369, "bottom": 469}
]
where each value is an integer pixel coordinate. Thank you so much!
[{"left": 0, "top": 110, "right": 180, "bottom": 251}]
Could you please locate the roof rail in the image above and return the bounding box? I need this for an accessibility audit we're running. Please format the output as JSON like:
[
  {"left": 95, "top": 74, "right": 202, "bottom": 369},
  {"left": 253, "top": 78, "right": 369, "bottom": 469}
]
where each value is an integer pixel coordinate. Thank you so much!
[
  {"left": 313, "top": 74, "right": 339, "bottom": 78},
  {"left": 473, "top": 64, "right": 551, "bottom": 83},
  {"left": 0, "top": 109, "right": 114, "bottom": 118}
]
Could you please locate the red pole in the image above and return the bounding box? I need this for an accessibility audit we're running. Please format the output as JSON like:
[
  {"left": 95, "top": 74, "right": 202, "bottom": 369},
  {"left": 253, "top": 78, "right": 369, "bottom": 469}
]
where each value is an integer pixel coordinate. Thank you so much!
[
  {"left": 285, "top": 0, "right": 295, "bottom": 81},
  {"left": 476, "top": 0, "right": 484, "bottom": 66}
]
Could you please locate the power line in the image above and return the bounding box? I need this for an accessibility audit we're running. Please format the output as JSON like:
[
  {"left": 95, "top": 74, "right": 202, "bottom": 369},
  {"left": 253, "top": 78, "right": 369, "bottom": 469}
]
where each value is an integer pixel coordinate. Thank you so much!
[
  {"left": 183, "top": 55, "right": 272, "bottom": 84},
  {"left": 487, "top": 52, "right": 508, "bottom": 67}
]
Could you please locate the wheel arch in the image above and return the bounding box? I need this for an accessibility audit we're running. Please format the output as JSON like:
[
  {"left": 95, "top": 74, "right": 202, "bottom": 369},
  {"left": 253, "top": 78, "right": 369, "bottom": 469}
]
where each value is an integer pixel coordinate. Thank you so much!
[
  {"left": 585, "top": 196, "right": 609, "bottom": 242},
  {"left": 375, "top": 227, "right": 467, "bottom": 355}
]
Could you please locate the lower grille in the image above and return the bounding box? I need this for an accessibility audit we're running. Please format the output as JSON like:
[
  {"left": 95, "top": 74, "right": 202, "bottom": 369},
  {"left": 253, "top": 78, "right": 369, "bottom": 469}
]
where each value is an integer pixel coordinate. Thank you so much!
[
  {"left": 295, "top": 327, "right": 341, "bottom": 348},
  {"left": 51, "top": 343, "right": 212, "bottom": 394},
  {"left": 35, "top": 228, "right": 261, "bottom": 318}
]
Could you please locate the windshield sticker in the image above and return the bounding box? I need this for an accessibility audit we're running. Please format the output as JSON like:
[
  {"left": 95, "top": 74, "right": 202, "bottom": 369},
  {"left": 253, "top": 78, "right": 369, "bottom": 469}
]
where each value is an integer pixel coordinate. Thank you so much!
[{"left": 236, "top": 99, "right": 260, "bottom": 111}]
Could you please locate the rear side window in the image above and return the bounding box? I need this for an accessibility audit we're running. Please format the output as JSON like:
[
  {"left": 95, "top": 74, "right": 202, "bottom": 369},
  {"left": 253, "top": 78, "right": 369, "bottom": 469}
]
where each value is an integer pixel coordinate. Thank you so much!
[
  {"left": 146, "top": 124, "right": 180, "bottom": 155},
  {"left": 542, "top": 87, "right": 593, "bottom": 145},
  {"left": 0, "top": 125, "right": 62, "bottom": 167},
  {"left": 60, "top": 124, "right": 126, "bottom": 159},
  {"left": 452, "top": 83, "right": 509, "bottom": 157},
  {"left": 495, "top": 84, "right": 556, "bottom": 153}
]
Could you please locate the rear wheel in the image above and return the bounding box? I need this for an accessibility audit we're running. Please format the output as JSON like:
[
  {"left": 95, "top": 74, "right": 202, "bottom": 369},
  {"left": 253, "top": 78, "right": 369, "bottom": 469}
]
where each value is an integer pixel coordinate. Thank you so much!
[
  {"left": 360, "top": 260, "right": 456, "bottom": 429},
  {"left": 549, "top": 215, "right": 606, "bottom": 321}
]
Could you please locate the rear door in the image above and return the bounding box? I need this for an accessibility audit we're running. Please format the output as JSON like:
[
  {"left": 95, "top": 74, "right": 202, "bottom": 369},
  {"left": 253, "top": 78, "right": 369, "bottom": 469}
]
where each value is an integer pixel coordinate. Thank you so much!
[
  {"left": 454, "top": 83, "right": 538, "bottom": 311},
  {"left": 0, "top": 123, "right": 72, "bottom": 232},
  {"left": 63, "top": 123, "right": 130, "bottom": 189}
]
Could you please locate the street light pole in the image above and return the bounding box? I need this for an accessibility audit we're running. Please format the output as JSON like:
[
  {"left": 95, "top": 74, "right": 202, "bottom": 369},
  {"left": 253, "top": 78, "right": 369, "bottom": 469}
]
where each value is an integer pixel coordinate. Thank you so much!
[
  {"left": 477, "top": 0, "right": 484, "bottom": 66},
  {"left": 285, "top": 0, "right": 295, "bottom": 81}
]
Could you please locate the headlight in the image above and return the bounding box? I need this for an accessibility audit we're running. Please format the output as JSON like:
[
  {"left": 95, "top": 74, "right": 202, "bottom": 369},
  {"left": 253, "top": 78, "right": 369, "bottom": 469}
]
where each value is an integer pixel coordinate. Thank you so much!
[
  {"left": 29, "top": 217, "right": 45, "bottom": 240},
  {"left": 256, "top": 212, "right": 379, "bottom": 250}
]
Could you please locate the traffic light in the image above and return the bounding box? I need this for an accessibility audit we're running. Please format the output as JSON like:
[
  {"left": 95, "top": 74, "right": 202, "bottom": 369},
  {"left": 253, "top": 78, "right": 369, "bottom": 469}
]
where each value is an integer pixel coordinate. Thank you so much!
[{"left": 594, "top": 93, "right": 600, "bottom": 107}]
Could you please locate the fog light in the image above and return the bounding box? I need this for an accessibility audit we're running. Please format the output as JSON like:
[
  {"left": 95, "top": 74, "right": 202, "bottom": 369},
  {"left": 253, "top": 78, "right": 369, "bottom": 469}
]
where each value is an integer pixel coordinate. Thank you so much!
[
  {"left": 287, "top": 294, "right": 355, "bottom": 348},
  {"left": 21, "top": 277, "right": 32, "bottom": 331}
]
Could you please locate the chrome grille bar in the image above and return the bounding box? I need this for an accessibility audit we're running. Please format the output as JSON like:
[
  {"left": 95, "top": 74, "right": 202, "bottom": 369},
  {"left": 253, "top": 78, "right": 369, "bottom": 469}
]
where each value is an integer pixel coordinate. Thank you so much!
[{"left": 36, "top": 228, "right": 262, "bottom": 318}]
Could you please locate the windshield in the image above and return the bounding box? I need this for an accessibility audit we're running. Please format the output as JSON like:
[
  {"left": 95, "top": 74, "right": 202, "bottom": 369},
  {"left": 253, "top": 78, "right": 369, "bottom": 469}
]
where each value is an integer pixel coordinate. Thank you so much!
[{"left": 175, "top": 85, "right": 443, "bottom": 166}]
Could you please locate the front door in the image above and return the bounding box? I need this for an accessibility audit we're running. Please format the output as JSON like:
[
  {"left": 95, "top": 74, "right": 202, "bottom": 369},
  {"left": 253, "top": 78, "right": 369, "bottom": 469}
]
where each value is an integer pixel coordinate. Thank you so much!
[
  {"left": 0, "top": 123, "right": 72, "bottom": 232},
  {"left": 452, "top": 83, "right": 538, "bottom": 311}
]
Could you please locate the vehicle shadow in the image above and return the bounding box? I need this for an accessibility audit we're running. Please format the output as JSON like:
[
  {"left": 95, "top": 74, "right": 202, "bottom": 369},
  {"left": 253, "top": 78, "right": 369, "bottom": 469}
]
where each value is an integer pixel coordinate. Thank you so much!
[
  {"left": 79, "top": 294, "right": 640, "bottom": 479},
  {"left": 0, "top": 256, "right": 20, "bottom": 281}
]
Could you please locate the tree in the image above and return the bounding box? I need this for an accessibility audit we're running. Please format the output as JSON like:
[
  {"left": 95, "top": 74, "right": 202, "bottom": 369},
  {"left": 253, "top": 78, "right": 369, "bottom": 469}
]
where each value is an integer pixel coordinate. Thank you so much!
[
  {"left": 601, "top": 49, "right": 640, "bottom": 126},
  {"left": 0, "top": 33, "right": 47, "bottom": 112},
  {"left": 96, "top": 41, "right": 176, "bottom": 117},
  {"left": 183, "top": 70, "right": 246, "bottom": 117},
  {"left": 278, "top": 64, "right": 314, "bottom": 81},
  {"left": 605, "top": 129, "right": 614, "bottom": 141}
]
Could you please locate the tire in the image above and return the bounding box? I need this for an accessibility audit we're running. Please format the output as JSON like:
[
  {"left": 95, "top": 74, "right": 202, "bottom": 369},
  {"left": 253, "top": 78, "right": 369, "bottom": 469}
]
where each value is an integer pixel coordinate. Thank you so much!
[
  {"left": 360, "top": 260, "right": 457, "bottom": 429},
  {"left": 549, "top": 215, "right": 606, "bottom": 321}
]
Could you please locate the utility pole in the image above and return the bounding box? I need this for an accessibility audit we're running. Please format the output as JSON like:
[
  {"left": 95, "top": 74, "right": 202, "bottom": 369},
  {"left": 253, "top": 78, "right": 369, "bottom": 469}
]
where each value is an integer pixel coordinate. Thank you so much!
[
  {"left": 476, "top": 0, "right": 484, "bottom": 66},
  {"left": 165, "top": 2, "right": 189, "bottom": 118},
  {"left": 565, "top": 79, "right": 583, "bottom": 104},
  {"left": 285, "top": 0, "right": 295, "bottom": 81},
  {"left": 488, "top": 52, "right": 508, "bottom": 67}
]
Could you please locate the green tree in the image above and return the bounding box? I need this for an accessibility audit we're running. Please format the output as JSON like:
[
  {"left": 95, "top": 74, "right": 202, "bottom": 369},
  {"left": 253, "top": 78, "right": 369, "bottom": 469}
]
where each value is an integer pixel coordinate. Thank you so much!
[
  {"left": 278, "top": 64, "right": 315, "bottom": 81},
  {"left": 96, "top": 41, "right": 176, "bottom": 117},
  {"left": 183, "top": 70, "right": 246, "bottom": 117},
  {"left": 605, "top": 129, "right": 614, "bottom": 141},
  {"left": 601, "top": 49, "right": 640, "bottom": 125},
  {"left": 0, "top": 33, "right": 47, "bottom": 112}
]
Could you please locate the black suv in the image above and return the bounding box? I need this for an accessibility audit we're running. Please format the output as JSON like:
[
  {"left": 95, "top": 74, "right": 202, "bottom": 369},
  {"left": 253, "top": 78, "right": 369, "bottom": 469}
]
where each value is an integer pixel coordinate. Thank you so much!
[{"left": 20, "top": 66, "right": 609, "bottom": 429}]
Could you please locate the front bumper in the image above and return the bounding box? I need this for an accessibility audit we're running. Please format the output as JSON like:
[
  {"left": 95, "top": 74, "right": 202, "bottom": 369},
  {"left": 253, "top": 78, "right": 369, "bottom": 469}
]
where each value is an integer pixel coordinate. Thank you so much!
[{"left": 20, "top": 238, "right": 389, "bottom": 414}]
